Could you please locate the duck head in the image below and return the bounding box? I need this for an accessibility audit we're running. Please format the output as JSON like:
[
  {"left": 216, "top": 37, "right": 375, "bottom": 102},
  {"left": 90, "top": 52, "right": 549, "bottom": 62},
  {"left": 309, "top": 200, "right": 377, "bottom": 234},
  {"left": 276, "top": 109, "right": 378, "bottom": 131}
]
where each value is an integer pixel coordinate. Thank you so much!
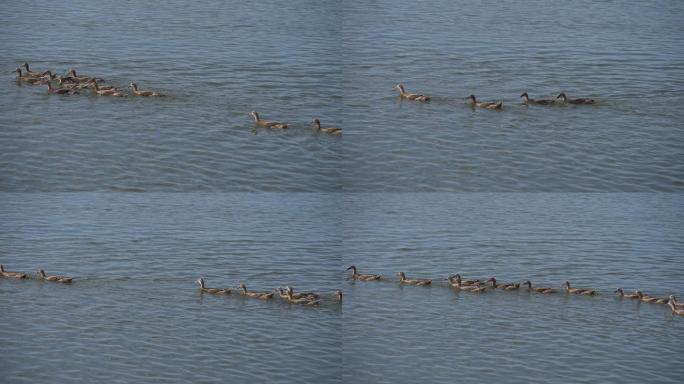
[
  {"left": 556, "top": 92, "right": 567, "bottom": 101},
  {"left": 396, "top": 271, "right": 406, "bottom": 280},
  {"left": 313, "top": 118, "right": 321, "bottom": 128},
  {"left": 467, "top": 94, "right": 476, "bottom": 103},
  {"left": 250, "top": 111, "right": 259, "bottom": 121}
]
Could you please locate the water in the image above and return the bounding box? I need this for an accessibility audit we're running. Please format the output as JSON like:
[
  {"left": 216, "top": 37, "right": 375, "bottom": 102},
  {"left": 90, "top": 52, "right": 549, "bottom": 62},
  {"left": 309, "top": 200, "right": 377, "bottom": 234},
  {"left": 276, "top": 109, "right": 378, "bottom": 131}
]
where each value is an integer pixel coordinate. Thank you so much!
[
  {"left": 1, "top": 1, "right": 683, "bottom": 191},
  {"left": 1, "top": 193, "right": 683, "bottom": 383}
]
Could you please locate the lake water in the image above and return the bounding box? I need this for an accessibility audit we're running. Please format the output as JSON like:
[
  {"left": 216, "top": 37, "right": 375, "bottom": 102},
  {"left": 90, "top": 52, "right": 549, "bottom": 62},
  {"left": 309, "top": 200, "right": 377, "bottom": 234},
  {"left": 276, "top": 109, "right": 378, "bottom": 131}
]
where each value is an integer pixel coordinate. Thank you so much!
[
  {"left": 1, "top": 0, "right": 683, "bottom": 191},
  {"left": 1, "top": 193, "right": 683, "bottom": 383}
]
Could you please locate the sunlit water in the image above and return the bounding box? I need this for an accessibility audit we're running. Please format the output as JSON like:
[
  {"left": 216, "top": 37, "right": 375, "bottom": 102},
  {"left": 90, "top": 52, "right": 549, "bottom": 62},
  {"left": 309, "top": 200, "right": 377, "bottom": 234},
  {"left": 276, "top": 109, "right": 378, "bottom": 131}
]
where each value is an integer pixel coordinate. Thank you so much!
[
  {"left": 1, "top": 1, "right": 683, "bottom": 191},
  {"left": 1, "top": 193, "right": 683, "bottom": 383}
]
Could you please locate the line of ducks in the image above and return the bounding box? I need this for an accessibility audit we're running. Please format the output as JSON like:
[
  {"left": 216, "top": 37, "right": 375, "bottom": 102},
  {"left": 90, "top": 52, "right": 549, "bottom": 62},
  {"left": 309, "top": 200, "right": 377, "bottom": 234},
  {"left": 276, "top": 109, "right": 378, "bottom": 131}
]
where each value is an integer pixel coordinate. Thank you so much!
[
  {"left": 395, "top": 84, "right": 595, "bottom": 109},
  {"left": 197, "top": 277, "right": 342, "bottom": 305},
  {"left": 346, "top": 265, "right": 684, "bottom": 316},
  {"left": 14, "top": 62, "right": 163, "bottom": 97},
  {"left": 1, "top": 264, "right": 72, "bottom": 283}
]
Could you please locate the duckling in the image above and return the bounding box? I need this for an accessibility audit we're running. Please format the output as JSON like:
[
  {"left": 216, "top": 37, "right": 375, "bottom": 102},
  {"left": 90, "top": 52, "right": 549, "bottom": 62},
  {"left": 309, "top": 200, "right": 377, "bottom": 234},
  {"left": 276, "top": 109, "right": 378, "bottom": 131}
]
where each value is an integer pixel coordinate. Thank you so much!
[
  {"left": 467, "top": 94, "right": 503, "bottom": 110},
  {"left": 90, "top": 80, "right": 124, "bottom": 97},
  {"left": 336, "top": 290, "right": 343, "bottom": 303},
  {"left": 520, "top": 92, "right": 555, "bottom": 105},
  {"left": 36, "top": 268, "right": 72, "bottom": 283},
  {"left": 667, "top": 298, "right": 684, "bottom": 316},
  {"left": 239, "top": 283, "right": 274, "bottom": 300},
  {"left": 47, "top": 82, "right": 79, "bottom": 95},
  {"left": 313, "top": 119, "right": 342, "bottom": 135},
  {"left": 523, "top": 280, "right": 557, "bottom": 294},
  {"left": 68, "top": 69, "right": 103, "bottom": 83},
  {"left": 556, "top": 93, "right": 595, "bottom": 105},
  {"left": 129, "top": 83, "right": 163, "bottom": 97},
  {"left": 286, "top": 289, "right": 320, "bottom": 305},
  {"left": 635, "top": 291, "right": 668, "bottom": 304},
  {"left": 286, "top": 286, "right": 320, "bottom": 300},
  {"left": 614, "top": 288, "right": 640, "bottom": 299},
  {"left": 250, "top": 111, "right": 288, "bottom": 129},
  {"left": 486, "top": 277, "right": 519, "bottom": 290},
  {"left": 0, "top": 264, "right": 28, "bottom": 279},
  {"left": 397, "top": 272, "right": 431, "bottom": 286},
  {"left": 346, "top": 265, "right": 381, "bottom": 281},
  {"left": 562, "top": 281, "right": 597, "bottom": 296},
  {"left": 394, "top": 84, "right": 430, "bottom": 102},
  {"left": 196, "top": 277, "right": 231, "bottom": 294}
]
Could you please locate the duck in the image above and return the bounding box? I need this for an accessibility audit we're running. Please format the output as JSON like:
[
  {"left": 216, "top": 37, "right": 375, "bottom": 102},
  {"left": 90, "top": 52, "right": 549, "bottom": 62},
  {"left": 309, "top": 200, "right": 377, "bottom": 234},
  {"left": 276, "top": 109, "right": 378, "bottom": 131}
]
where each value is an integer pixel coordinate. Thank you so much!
[
  {"left": 449, "top": 274, "right": 481, "bottom": 287},
  {"left": 447, "top": 275, "right": 487, "bottom": 292},
  {"left": 346, "top": 265, "right": 381, "bottom": 281},
  {"left": 556, "top": 93, "right": 595, "bottom": 105},
  {"left": 397, "top": 271, "right": 431, "bottom": 286},
  {"left": 523, "top": 280, "right": 557, "bottom": 294},
  {"left": 90, "top": 80, "right": 124, "bottom": 96},
  {"left": 239, "top": 283, "right": 274, "bottom": 299},
  {"left": 47, "top": 82, "right": 79, "bottom": 95},
  {"left": 635, "top": 290, "right": 668, "bottom": 304},
  {"left": 196, "top": 277, "right": 231, "bottom": 295},
  {"left": 0, "top": 264, "right": 28, "bottom": 279},
  {"left": 467, "top": 94, "right": 502, "bottom": 110},
  {"left": 250, "top": 111, "right": 288, "bottom": 129},
  {"left": 520, "top": 92, "right": 555, "bottom": 105},
  {"left": 67, "top": 69, "right": 103, "bottom": 83},
  {"left": 286, "top": 286, "right": 320, "bottom": 300},
  {"left": 36, "top": 268, "right": 72, "bottom": 283},
  {"left": 562, "top": 281, "right": 597, "bottom": 296},
  {"left": 58, "top": 77, "right": 90, "bottom": 90},
  {"left": 614, "top": 288, "right": 640, "bottom": 299},
  {"left": 667, "top": 298, "right": 684, "bottom": 316},
  {"left": 336, "top": 290, "right": 343, "bottom": 303},
  {"left": 286, "top": 288, "right": 320, "bottom": 305},
  {"left": 668, "top": 295, "right": 684, "bottom": 309},
  {"left": 313, "top": 119, "right": 342, "bottom": 135},
  {"left": 394, "top": 84, "right": 430, "bottom": 102},
  {"left": 486, "top": 277, "right": 520, "bottom": 291},
  {"left": 15, "top": 68, "right": 50, "bottom": 84},
  {"left": 129, "top": 83, "right": 163, "bottom": 97},
  {"left": 21, "top": 62, "right": 49, "bottom": 77}
]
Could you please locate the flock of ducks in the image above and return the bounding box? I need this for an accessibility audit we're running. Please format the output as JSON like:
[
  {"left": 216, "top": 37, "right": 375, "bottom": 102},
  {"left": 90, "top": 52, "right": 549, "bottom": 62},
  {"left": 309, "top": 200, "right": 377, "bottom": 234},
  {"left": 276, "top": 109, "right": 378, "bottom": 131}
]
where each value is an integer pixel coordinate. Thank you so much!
[
  {"left": 346, "top": 265, "right": 684, "bottom": 316},
  {"left": 14, "top": 62, "right": 163, "bottom": 97},
  {"left": 395, "top": 83, "right": 596, "bottom": 109},
  {"left": 3, "top": 262, "right": 683, "bottom": 315}
]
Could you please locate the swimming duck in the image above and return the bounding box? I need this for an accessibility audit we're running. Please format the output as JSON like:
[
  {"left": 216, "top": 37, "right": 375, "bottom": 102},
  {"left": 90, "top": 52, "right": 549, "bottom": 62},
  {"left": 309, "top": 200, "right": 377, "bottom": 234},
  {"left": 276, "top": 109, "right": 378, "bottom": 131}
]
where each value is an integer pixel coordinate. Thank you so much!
[
  {"left": 239, "top": 283, "right": 274, "bottom": 300},
  {"left": 614, "top": 288, "right": 640, "bottom": 299},
  {"left": 336, "top": 290, "right": 343, "bottom": 303},
  {"left": 15, "top": 68, "right": 49, "bottom": 84},
  {"left": 562, "top": 281, "right": 597, "bottom": 296},
  {"left": 346, "top": 265, "right": 381, "bottom": 281},
  {"left": 37, "top": 268, "right": 72, "bottom": 283},
  {"left": 449, "top": 274, "right": 481, "bottom": 286},
  {"left": 286, "top": 289, "right": 320, "bottom": 305},
  {"left": 68, "top": 69, "right": 103, "bottom": 83},
  {"left": 520, "top": 92, "right": 555, "bottom": 105},
  {"left": 90, "top": 80, "right": 124, "bottom": 96},
  {"left": 286, "top": 286, "right": 320, "bottom": 300},
  {"left": 21, "top": 62, "right": 49, "bottom": 77},
  {"left": 556, "top": 93, "right": 595, "bottom": 105},
  {"left": 196, "top": 277, "right": 231, "bottom": 295},
  {"left": 467, "top": 95, "right": 502, "bottom": 110},
  {"left": 58, "top": 77, "right": 90, "bottom": 90},
  {"left": 0, "top": 264, "right": 28, "bottom": 279},
  {"left": 523, "top": 280, "right": 557, "bottom": 294},
  {"left": 250, "top": 111, "right": 288, "bottom": 129},
  {"left": 129, "top": 83, "right": 162, "bottom": 97},
  {"left": 447, "top": 275, "right": 487, "bottom": 292},
  {"left": 313, "top": 119, "right": 342, "bottom": 135},
  {"left": 635, "top": 291, "right": 668, "bottom": 304},
  {"left": 667, "top": 298, "right": 684, "bottom": 316},
  {"left": 397, "top": 272, "right": 431, "bottom": 286},
  {"left": 47, "top": 82, "right": 79, "bottom": 95},
  {"left": 486, "top": 277, "right": 519, "bottom": 291},
  {"left": 394, "top": 84, "right": 430, "bottom": 102}
]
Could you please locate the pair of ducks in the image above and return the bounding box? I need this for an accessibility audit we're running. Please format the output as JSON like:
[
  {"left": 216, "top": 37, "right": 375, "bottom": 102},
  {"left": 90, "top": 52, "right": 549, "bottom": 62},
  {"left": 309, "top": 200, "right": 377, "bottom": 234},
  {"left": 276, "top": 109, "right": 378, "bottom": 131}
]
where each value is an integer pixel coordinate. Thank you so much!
[
  {"left": 196, "top": 277, "right": 273, "bottom": 299},
  {"left": 345, "top": 265, "right": 433, "bottom": 286},
  {"left": 394, "top": 84, "right": 503, "bottom": 110},
  {"left": 249, "top": 112, "right": 342, "bottom": 135},
  {"left": 0, "top": 264, "right": 72, "bottom": 283},
  {"left": 521, "top": 92, "right": 595, "bottom": 105}
]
